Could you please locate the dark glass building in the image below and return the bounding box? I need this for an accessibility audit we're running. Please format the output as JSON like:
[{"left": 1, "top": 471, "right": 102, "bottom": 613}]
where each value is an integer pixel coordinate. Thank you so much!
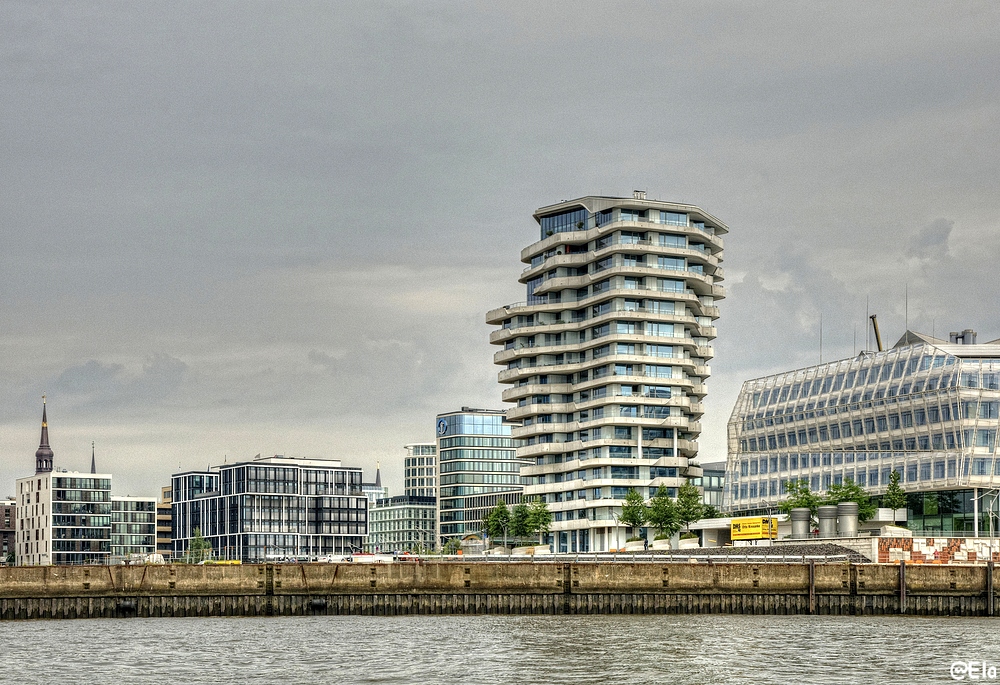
[{"left": 172, "top": 454, "right": 368, "bottom": 562}]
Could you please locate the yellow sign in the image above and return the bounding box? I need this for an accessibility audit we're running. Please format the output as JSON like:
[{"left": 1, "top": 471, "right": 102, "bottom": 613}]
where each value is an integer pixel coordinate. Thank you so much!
[{"left": 731, "top": 517, "right": 778, "bottom": 540}]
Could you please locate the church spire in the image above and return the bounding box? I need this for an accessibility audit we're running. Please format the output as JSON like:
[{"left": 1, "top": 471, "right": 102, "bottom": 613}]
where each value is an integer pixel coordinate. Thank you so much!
[
  {"left": 35, "top": 395, "right": 54, "bottom": 474},
  {"left": 91, "top": 441, "right": 96, "bottom": 474},
  {"left": 375, "top": 460, "right": 382, "bottom": 489}
]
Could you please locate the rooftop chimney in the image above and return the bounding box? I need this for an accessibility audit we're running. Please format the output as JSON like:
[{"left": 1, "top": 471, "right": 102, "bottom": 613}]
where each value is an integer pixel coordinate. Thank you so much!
[
  {"left": 949, "top": 329, "right": 978, "bottom": 345},
  {"left": 633, "top": 190, "right": 646, "bottom": 200}
]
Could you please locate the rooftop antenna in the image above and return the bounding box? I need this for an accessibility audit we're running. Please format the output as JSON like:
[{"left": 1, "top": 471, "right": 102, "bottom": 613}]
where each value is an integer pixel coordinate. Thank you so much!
[
  {"left": 819, "top": 311, "right": 823, "bottom": 363},
  {"left": 866, "top": 296, "right": 870, "bottom": 352},
  {"left": 905, "top": 284, "right": 909, "bottom": 332},
  {"left": 853, "top": 323, "right": 857, "bottom": 356}
]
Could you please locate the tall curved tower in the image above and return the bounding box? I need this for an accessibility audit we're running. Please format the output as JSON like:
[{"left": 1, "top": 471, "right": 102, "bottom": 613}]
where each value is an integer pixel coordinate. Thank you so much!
[
  {"left": 486, "top": 193, "right": 726, "bottom": 553},
  {"left": 35, "top": 397, "right": 54, "bottom": 474}
]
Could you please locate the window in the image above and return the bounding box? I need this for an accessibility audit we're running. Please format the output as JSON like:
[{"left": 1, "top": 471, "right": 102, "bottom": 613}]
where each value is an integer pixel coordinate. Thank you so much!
[
  {"left": 656, "top": 256, "right": 685, "bottom": 271},
  {"left": 660, "top": 211, "right": 687, "bottom": 226}
]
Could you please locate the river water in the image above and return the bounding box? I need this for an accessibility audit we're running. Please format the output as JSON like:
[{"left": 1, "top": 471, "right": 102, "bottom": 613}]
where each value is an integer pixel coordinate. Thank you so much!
[{"left": 6, "top": 614, "right": 996, "bottom": 684}]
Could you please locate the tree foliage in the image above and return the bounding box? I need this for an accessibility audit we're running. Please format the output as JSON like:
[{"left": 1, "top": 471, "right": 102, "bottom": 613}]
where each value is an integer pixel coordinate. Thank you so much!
[
  {"left": 646, "top": 485, "right": 681, "bottom": 539},
  {"left": 676, "top": 481, "right": 706, "bottom": 529},
  {"left": 485, "top": 500, "right": 511, "bottom": 543},
  {"left": 702, "top": 505, "right": 723, "bottom": 520},
  {"left": 883, "top": 469, "right": 907, "bottom": 511},
  {"left": 823, "top": 477, "right": 876, "bottom": 522},
  {"left": 441, "top": 538, "right": 461, "bottom": 554},
  {"left": 779, "top": 479, "right": 822, "bottom": 517},
  {"left": 510, "top": 503, "right": 532, "bottom": 539},
  {"left": 527, "top": 497, "right": 552, "bottom": 541},
  {"left": 185, "top": 527, "right": 212, "bottom": 564},
  {"left": 618, "top": 488, "right": 647, "bottom": 534}
]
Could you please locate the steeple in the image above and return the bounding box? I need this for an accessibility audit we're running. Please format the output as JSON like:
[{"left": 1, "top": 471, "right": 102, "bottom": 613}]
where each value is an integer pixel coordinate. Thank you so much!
[
  {"left": 35, "top": 395, "right": 54, "bottom": 474},
  {"left": 375, "top": 461, "right": 382, "bottom": 489},
  {"left": 91, "top": 441, "right": 96, "bottom": 475}
]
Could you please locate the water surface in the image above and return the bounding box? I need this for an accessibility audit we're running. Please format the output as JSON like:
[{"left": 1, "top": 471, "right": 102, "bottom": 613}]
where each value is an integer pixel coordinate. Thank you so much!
[{"left": 7, "top": 614, "right": 996, "bottom": 684}]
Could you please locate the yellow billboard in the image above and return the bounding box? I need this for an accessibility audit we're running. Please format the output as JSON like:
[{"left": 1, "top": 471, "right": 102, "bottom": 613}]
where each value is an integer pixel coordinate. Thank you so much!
[{"left": 731, "top": 517, "right": 778, "bottom": 540}]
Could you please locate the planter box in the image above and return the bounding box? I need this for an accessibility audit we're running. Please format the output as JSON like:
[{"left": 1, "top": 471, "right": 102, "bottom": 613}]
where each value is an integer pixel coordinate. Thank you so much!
[
  {"left": 511, "top": 545, "right": 552, "bottom": 556},
  {"left": 678, "top": 537, "right": 700, "bottom": 549},
  {"left": 624, "top": 540, "right": 648, "bottom": 552},
  {"left": 651, "top": 538, "right": 673, "bottom": 551}
]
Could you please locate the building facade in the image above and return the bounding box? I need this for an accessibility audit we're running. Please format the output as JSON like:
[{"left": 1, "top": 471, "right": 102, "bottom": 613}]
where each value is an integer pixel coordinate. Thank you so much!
[
  {"left": 15, "top": 401, "right": 113, "bottom": 566},
  {"left": 171, "top": 454, "right": 368, "bottom": 562},
  {"left": 157, "top": 485, "right": 173, "bottom": 559},
  {"left": 366, "top": 495, "right": 437, "bottom": 553},
  {"left": 486, "top": 194, "right": 726, "bottom": 552},
  {"left": 726, "top": 330, "right": 1000, "bottom": 535},
  {"left": 404, "top": 443, "right": 437, "bottom": 498},
  {"left": 1, "top": 499, "right": 16, "bottom": 563},
  {"left": 111, "top": 496, "right": 157, "bottom": 559},
  {"left": 435, "top": 408, "right": 527, "bottom": 546}
]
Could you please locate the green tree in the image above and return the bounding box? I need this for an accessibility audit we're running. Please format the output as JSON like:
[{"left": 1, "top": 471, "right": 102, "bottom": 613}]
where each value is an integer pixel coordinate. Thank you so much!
[
  {"left": 702, "top": 504, "right": 723, "bottom": 520},
  {"left": 824, "top": 477, "right": 876, "bottom": 522},
  {"left": 510, "top": 503, "right": 531, "bottom": 541},
  {"left": 779, "top": 479, "right": 822, "bottom": 518},
  {"left": 646, "top": 485, "right": 681, "bottom": 540},
  {"left": 883, "top": 469, "right": 907, "bottom": 512},
  {"left": 676, "top": 481, "right": 706, "bottom": 530},
  {"left": 185, "top": 527, "right": 212, "bottom": 564},
  {"left": 441, "top": 538, "right": 461, "bottom": 555},
  {"left": 527, "top": 497, "right": 552, "bottom": 544},
  {"left": 618, "top": 488, "right": 647, "bottom": 540},
  {"left": 485, "top": 500, "right": 511, "bottom": 547}
]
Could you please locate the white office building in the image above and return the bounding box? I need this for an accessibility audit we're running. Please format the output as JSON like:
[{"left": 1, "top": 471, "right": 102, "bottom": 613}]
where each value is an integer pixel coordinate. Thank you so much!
[{"left": 487, "top": 193, "right": 726, "bottom": 552}]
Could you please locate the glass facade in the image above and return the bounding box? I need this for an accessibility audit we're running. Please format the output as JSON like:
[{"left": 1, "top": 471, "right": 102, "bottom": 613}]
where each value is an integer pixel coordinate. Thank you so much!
[
  {"left": 171, "top": 456, "right": 367, "bottom": 561},
  {"left": 404, "top": 443, "right": 437, "bottom": 498},
  {"left": 111, "top": 497, "right": 157, "bottom": 558},
  {"left": 488, "top": 196, "right": 727, "bottom": 552},
  {"left": 436, "top": 409, "right": 528, "bottom": 545},
  {"left": 366, "top": 495, "right": 437, "bottom": 552},
  {"left": 726, "top": 332, "right": 1000, "bottom": 533}
]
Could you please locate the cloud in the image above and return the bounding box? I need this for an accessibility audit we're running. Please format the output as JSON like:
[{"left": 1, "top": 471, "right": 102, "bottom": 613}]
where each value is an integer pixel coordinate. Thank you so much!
[{"left": 3, "top": 1, "right": 1000, "bottom": 497}]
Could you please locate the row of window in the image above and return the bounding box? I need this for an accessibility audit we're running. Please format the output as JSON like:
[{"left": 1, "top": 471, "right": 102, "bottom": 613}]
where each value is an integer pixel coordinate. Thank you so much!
[{"left": 732, "top": 457, "right": 1000, "bottom": 502}]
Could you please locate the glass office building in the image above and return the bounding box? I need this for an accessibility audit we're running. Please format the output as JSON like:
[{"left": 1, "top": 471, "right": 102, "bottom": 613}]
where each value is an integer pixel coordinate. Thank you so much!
[
  {"left": 110, "top": 496, "right": 157, "bottom": 559},
  {"left": 172, "top": 454, "right": 368, "bottom": 561},
  {"left": 727, "top": 330, "right": 1000, "bottom": 534},
  {"left": 404, "top": 443, "right": 437, "bottom": 498},
  {"left": 435, "top": 408, "right": 528, "bottom": 546},
  {"left": 367, "top": 495, "right": 437, "bottom": 552},
  {"left": 487, "top": 193, "right": 726, "bottom": 552}
]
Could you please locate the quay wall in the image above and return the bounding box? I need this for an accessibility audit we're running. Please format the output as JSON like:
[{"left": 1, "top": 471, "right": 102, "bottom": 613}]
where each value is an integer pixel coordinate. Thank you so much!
[{"left": 0, "top": 561, "right": 994, "bottom": 619}]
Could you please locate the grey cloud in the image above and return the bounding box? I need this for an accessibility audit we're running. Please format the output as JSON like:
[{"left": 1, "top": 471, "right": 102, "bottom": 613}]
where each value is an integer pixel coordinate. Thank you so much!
[
  {"left": 909, "top": 218, "right": 953, "bottom": 256},
  {"left": 4, "top": 1, "right": 1000, "bottom": 495}
]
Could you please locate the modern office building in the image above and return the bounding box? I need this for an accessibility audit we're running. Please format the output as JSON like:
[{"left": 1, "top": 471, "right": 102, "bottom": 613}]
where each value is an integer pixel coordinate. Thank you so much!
[
  {"left": 486, "top": 193, "right": 726, "bottom": 552},
  {"left": 110, "top": 496, "right": 157, "bottom": 559},
  {"left": 404, "top": 443, "right": 437, "bottom": 498},
  {"left": 435, "top": 408, "right": 528, "bottom": 546},
  {"left": 726, "top": 329, "right": 1000, "bottom": 535},
  {"left": 693, "top": 461, "right": 726, "bottom": 511},
  {"left": 15, "top": 400, "right": 113, "bottom": 565},
  {"left": 156, "top": 485, "right": 173, "bottom": 559},
  {"left": 366, "top": 495, "right": 437, "bottom": 553},
  {"left": 171, "top": 454, "right": 368, "bottom": 562}
]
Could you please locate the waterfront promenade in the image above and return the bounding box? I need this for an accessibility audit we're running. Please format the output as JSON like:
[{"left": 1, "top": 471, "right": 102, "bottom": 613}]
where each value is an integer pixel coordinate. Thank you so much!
[{"left": 0, "top": 557, "right": 995, "bottom": 620}]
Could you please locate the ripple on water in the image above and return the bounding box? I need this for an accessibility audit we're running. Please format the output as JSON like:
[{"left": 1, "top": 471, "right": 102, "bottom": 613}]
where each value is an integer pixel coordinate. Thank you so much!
[{"left": 7, "top": 614, "right": 998, "bottom": 684}]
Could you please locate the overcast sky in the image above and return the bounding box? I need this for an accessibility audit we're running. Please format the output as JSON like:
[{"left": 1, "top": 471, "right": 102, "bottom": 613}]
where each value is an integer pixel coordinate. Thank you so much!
[{"left": 3, "top": 1, "right": 999, "bottom": 497}]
